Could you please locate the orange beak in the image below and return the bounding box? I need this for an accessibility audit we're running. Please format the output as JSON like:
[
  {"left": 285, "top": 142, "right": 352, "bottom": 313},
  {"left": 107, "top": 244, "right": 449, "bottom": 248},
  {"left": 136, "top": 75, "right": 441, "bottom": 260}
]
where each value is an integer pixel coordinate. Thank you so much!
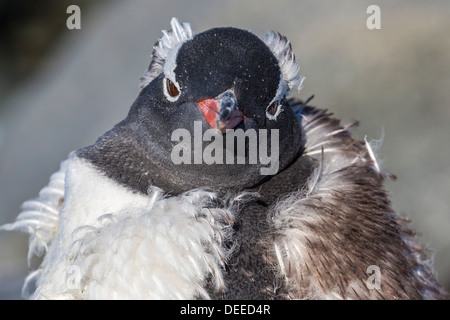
[{"left": 197, "top": 92, "right": 243, "bottom": 132}]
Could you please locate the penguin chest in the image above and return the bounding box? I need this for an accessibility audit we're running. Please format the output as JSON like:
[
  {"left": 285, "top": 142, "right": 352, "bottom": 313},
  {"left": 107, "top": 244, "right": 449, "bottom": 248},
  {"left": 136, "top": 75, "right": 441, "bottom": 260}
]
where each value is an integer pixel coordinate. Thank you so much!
[{"left": 34, "top": 155, "right": 235, "bottom": 299}]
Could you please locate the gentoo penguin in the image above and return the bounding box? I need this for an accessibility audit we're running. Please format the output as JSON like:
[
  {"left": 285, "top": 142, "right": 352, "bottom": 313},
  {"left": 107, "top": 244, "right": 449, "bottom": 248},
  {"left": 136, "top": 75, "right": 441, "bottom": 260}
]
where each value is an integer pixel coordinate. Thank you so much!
[{"left": 2, "top": 18, "right": 448, "bottom": 300}]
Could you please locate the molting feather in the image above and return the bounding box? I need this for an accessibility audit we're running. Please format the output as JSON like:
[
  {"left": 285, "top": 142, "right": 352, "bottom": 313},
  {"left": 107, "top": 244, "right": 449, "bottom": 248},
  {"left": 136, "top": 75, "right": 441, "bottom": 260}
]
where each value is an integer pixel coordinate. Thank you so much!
[
  {"left": 139, "top": 18, "right": 194, "bottom": 90},
  {"left": 0, "top": 159, "right": 67, "bottom": 265},
  {"left": 261, "top": 31, "right": 305, "bottom": 93},
  {"left": 270, "top": 103, "right": 446, "bottom": 299}
]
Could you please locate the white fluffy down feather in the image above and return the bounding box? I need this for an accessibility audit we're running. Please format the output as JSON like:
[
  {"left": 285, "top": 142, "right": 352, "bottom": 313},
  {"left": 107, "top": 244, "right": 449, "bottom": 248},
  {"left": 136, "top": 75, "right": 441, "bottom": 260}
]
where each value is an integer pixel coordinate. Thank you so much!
[{"left": 3, "top": 155, "right": 236, "bottom": 299}]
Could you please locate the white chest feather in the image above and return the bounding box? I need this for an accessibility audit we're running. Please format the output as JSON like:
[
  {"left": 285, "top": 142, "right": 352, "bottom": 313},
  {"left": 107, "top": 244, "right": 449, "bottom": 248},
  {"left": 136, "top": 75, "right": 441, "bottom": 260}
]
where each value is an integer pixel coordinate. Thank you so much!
[{"left": 24, "top": 155, "right": 233, "bottom": 299}]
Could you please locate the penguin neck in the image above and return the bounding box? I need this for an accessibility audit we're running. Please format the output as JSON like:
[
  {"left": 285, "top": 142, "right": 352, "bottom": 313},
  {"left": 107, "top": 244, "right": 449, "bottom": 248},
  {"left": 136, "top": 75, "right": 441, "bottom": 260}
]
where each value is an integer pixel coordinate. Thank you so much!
[
  {"left": 248, "top": 151, "right": 315, "bottom": 206},
  {"left": 76, "top": 127, "right": 156, "bottom": 195}
]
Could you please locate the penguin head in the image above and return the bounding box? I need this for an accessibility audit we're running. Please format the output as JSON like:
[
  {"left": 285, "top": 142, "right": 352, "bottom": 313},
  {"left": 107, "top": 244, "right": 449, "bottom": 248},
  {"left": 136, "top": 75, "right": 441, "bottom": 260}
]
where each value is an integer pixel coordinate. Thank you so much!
[{"left": 82, "top": 18, "right": 306, "bottom": 194}]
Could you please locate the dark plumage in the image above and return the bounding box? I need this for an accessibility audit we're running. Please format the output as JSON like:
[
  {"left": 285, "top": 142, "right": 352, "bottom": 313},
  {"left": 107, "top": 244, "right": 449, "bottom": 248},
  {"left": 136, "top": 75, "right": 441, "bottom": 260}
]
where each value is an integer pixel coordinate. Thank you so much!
[
  {"left": 265, "top": 103, "right": 448, "bottom": 299},
  {"left": 78, "top": 26, "right": 303, "bottom": 195}
]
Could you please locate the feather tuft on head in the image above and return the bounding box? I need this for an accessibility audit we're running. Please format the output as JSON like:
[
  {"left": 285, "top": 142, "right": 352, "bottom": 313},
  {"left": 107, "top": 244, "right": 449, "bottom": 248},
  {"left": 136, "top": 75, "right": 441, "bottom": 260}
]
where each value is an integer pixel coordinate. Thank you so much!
[
  {"left": 139, "top": 18, "right": 194, "bottom": 90},
  {"left": 261, "top": 31, "right": 305, "bottom": 93}
]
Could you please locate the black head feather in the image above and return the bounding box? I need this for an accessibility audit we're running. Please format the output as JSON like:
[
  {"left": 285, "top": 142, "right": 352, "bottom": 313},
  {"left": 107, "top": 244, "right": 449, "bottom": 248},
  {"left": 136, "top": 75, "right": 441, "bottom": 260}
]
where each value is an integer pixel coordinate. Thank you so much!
[{"left": 78, "top": 24, "right": 304, "bottom": 194}]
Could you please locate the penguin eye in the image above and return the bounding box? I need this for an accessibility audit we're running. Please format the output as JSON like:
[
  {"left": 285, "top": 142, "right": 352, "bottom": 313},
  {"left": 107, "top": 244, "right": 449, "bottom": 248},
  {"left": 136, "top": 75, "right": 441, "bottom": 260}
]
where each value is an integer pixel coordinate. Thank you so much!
[
  {"left": 164, "top": 78, "right": 180, "bottom": 100},
  {"left": 266, "top": 100, "right": 281, "bottom": 119}
]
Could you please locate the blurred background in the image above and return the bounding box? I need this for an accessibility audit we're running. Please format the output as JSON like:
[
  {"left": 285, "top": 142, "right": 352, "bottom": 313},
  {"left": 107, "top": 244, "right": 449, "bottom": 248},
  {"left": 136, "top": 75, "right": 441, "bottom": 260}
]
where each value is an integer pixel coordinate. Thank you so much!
[{"left": 0, "top": 0, "right": 449, "bottom": 299}]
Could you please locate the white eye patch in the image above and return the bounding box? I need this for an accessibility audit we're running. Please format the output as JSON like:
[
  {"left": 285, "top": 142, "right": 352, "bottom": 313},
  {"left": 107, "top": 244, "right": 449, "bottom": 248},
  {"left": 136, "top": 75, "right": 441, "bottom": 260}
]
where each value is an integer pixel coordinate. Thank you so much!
[{"left": 261, "top": 31, "right": 305, "bottom": 121}]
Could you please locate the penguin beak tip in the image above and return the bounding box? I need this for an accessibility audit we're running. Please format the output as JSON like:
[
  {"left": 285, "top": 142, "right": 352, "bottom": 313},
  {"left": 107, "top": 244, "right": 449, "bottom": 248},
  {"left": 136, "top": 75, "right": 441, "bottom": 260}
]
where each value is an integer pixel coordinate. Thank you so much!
[{"left": 197, "top": 91, "right": 243, "bottom": 131}]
